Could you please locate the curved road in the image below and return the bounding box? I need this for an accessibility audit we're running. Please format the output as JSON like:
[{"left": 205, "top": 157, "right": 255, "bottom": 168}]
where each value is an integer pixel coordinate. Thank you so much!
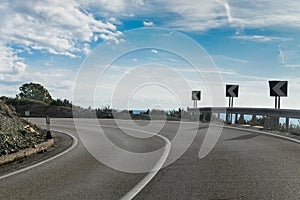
[{"left": 0, "top": 118, "right": 300, "bottom": 199}]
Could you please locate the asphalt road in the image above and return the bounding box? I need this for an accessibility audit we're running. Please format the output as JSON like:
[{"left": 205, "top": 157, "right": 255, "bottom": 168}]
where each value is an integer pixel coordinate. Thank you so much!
[{"left": 0, "top": 118, "right": 300, "bottom": 199}]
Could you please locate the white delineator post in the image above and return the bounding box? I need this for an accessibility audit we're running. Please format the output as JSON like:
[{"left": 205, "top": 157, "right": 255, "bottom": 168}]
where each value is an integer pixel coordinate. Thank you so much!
[{"left": 46, "top": 116, "right": 52, "bottom": 139}]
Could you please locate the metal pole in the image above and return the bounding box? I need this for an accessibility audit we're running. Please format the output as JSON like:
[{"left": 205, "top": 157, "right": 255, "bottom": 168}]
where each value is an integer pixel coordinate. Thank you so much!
[
  {"left": 278, "top": 96, "right": 281, "bottom": 109},
  {"left": 231, "top": 97, "right": 234, "bottom": 108},
  {"left": 275, "top": 96, "right": 278, "bottom": 109},
  {"left": 46, "top": 116, "right": 52, "bottom": 139},
  {"left": 228, "top": 97, "right": 231, "bottom": 108}
]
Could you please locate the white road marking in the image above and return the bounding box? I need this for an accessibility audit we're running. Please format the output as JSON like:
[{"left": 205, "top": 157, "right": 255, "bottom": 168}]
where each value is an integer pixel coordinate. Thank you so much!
[
  {"left": 105, "top": 125, "right": 171, "bottom": 200},
  {"left": 0, "top": 120, "right": 171, "bottom": 200},
  {"left": 64, "top": 121, "right": 171, "bottom": 200},
  {"left": 5, "top": 119, "right": 297, "bottom": 200},
  {"left": 0, "top": 129, "right": 78, "bottom": 180}
]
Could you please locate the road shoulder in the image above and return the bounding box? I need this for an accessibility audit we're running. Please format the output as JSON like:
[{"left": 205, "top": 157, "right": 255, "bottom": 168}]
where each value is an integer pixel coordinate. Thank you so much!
[{"left": 0, "top": 131, "right": 73, "bottom": 176}]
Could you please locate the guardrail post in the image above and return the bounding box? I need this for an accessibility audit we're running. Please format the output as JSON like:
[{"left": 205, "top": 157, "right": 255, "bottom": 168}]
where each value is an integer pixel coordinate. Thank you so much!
[
  {"left": 202, "top": 112, "right": 207, "bottom": 122},
  {"left": 286, "top": 117, "right": 290, "bottom": 132},
  {"left": 250, "top": 114, "right": 257, "bottom": 126},
  {"left": 235, "top": 114, "right": 238, "bottom": 124},
  {"left": 264, "top": 116, "right": 270, "bottom": 130},
  {"left": 226, "top": 113, "right": 230, "bottom": 124},
  {"left": 238, "top": 114, "right": 245, "bottom": 124},
  {"left": 270, "top": 116, "right": 279, "bottom": 131},
  {"left": 46, "top": 116, "right": 52, "bottom": 139}
]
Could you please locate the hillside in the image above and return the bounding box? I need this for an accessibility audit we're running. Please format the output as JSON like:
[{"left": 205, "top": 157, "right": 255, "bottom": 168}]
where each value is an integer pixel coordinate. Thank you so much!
[{"left": 0, "top": 100, "right": 46, "bottom": 156}]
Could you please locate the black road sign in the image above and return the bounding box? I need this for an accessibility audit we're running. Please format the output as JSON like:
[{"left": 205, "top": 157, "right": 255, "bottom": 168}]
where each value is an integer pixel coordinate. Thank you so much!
[
  {"left": 269, "top": 81, "right": 288, "bottom": 97},
  {"left": 192, "top": 91, "right": 201, "bottom": 100},
  {"left": 226, "top": 85, "right": 239, "bottom": 97}
]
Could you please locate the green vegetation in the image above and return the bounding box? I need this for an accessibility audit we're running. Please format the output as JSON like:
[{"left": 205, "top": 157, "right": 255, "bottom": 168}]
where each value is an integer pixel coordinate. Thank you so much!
[
  {"left": 0, "top": 96, "right": 48, "bottom": 106},
  {"left": 289, "top": 124, "right": 300, "bottom": 136},
  {"left": 96, "top": 105, "right": 113, "bottom": 118},
  {"left": 17, "top": 82, "right": 53, "bottom": 104},
  {"left": 278, "top": 121, "right": 300, "bottom": 136},
  {"left": 0, "top": 83, "right": 74, "bottom": 118},
  {"left": 1, "top": 82, "right": 190, "bottom": 120},
  {"left": 50, "top": 98, "right": 72, "bottom": 107}
]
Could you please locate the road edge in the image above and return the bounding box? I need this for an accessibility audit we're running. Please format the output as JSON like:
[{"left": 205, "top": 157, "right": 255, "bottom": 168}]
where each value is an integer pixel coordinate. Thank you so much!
[
  {"left": 0, "top": 129, "right": 78, "bottom": 180},
  {"left": 221, "top": 125, "right": 300, "bottom": 144},
  {"left": 0, "top": 139, "right": 54, "bottom": 166}
]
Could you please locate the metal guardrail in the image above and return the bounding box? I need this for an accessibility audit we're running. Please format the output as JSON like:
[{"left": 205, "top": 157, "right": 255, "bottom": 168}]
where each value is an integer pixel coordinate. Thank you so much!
[{"left": 187, "top": 107, "right": 300, "bottom": 119}]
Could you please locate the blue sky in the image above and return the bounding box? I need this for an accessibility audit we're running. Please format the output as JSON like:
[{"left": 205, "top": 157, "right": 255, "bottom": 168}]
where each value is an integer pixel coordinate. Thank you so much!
[{"left": 1, "top": 0, "right": 300, "bottom": 109}]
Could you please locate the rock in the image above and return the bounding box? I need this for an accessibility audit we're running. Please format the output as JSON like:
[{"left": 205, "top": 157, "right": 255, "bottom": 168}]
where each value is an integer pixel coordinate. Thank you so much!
[
  {"left": 24, "top": 125, "right": 36, "bottom": 133},
  {"left": 0, "top": 100, "right": 47, "bottom": 158}
]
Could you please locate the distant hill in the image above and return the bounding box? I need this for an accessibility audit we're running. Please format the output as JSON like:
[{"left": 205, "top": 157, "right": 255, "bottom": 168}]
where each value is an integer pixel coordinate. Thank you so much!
[
  {"left": 1, "top": 97, "right": 95, "bottom": 118},
  {"left": 0, "top": 96, "right": 188, "bottom": 120}
]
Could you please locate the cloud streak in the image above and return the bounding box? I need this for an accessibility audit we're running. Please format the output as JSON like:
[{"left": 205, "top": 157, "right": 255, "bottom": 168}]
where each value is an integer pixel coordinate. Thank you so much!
[
  {"left": 229, "top": 35, "right": 291, "bottom": 42},
  {"left": 278, "top": 44, "right": 300, "bottom": 68},
  {"left": 116, "top": 0, "right": 300, "bottom": 32}
]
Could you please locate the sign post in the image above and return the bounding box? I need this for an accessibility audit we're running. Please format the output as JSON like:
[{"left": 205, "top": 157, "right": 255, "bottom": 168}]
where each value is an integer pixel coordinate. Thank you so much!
[
  {"left": 46, "top": 116, "right": 52, "bottom": 139},
  {"left": 226, "top": 85, "right": 239, "bottom": 107},
  {"left": 268, "top": 81, "right": 288, "bottom": 109},
  {"left": 192, "top": 91, "right": 201, "bottom": 108},
  {"left": 25, "top": 110, "right": 30, "bottom": 121},
  {"left": 226, "top": 85, "right": 239, "bottom": 123}
]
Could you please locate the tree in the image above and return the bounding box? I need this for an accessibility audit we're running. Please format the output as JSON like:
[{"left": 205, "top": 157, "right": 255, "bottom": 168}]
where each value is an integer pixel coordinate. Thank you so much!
[{"left": 18, "top": 82, "right": 53, "bottom": 103}]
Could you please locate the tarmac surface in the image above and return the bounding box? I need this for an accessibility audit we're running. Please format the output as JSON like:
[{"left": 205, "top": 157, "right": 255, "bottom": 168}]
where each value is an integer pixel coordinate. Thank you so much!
[{"left": 0, "top": 118, "right": 299, "bottom": 199}]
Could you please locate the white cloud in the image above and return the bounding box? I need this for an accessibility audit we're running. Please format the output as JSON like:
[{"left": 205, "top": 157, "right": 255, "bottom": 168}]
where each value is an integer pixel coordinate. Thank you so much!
[
  {"left": 82, "top": 43, "right": 91, "bottom": 55},
  {"left": 81, "top": 0, "right": 126, "bottom": 12},
  {"left": 0, "top": 0, "right": 125, "bottom": 86},
  {"left": 0, "top": 44, "right": 27, "bottom": 74},
  {"left": 162, "top": 0, "right": 229, "bottom": 31},
  {"left": 109, "top": 17, "right": 122, "bottom": 25},
  {"left": 131, "top": 0, "right": 145, "bottom": 6},
  {"left": 230, "top": 35, "right": 291, "bottom": 42},
  {"left": 228, "top": 1, "right": 300, "bottom": 29},
  {"left": 151, "top": 49, "right": 158, "bottom": 54},
  {"left": 0, "top": 66, "right": 77, "bottom": 101},
  {"left": 143, "top": 21, "right": 155, "bottom": 27},
  {"left": 0, "top": 0, "right": 122, "bottom": 58}
]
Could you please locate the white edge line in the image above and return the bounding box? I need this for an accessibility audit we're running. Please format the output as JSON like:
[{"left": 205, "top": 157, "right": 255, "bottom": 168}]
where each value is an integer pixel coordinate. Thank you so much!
[
  {"left": 0, "top": 129, "right": 78, "bottom": 180},
  {"left": 94, "top": 125, "right": 171, "bottom": 200},
  {"left": 0, "top": 120, "right": 170, "bottom": 200},
  {"left": 10, "top": 119, "right": 297, "bottom": 199}
]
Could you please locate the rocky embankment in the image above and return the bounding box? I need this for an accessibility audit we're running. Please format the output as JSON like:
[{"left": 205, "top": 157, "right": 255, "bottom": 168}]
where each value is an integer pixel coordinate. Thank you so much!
[{"left": 0, "top": 100, "right": 47, "bottom": 156}]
